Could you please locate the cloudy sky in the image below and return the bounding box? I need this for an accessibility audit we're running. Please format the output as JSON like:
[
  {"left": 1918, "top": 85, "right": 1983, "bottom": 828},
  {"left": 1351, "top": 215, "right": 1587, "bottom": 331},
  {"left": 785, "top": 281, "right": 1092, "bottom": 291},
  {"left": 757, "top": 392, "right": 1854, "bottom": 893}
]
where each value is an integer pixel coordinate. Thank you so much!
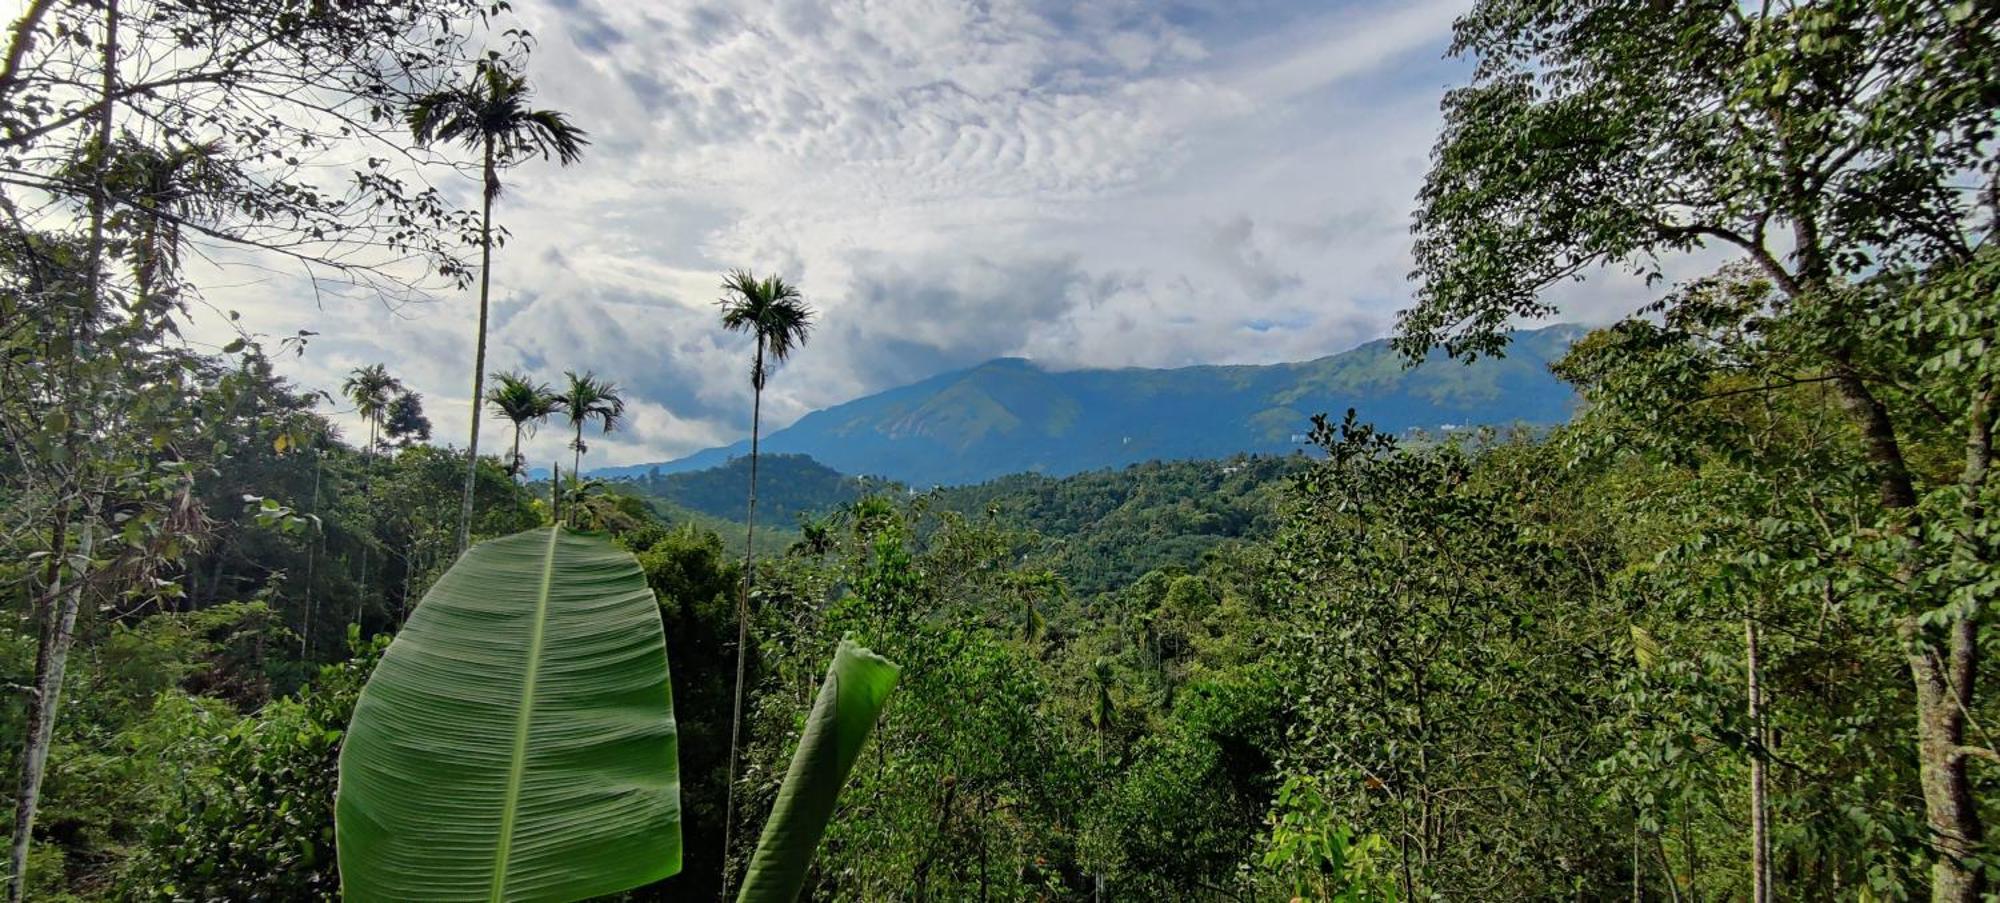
[{"left": 179, "top": 0, "right": 1661, "bottom": 469}]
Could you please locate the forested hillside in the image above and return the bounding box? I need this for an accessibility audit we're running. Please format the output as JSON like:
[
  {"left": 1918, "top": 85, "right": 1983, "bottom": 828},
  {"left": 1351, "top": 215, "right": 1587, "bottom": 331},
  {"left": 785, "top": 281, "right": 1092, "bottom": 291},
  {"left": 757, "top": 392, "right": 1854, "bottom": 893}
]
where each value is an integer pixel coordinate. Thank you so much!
[
  {"left": 2, "top": 1, "right": 1996, "bottom": 902},
  {"left": 622, "top": 453, "right": 1302, "bottom": 598},
  {"left": 601, "top": 325, "right": 1581, "bottom": 487},
  {"left": 622, "top": 454, "right": 880, "bottom": 525}
]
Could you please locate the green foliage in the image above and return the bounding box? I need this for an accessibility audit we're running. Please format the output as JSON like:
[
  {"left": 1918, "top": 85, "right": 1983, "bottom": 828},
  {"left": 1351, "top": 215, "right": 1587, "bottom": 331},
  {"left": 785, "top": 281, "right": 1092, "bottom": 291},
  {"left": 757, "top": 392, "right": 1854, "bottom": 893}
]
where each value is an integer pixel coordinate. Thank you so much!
[
  {"left": 336, "top": 528, "right": 681, "bottom": 902},
  {"left": 1269, "top": 414, "right": 1623, "bottom": 896},
  {"left": 122, "top": 631, "right": 386, "bottom": 901},
  {"left": 931, "top": 455, "right": 1298, "bottom": 597},
  {"left": 1261, "top": 774, "right": 1395, "bottom": 903},
  {"left": 737, "top": 639, "right": 898, "bottom": 903}
]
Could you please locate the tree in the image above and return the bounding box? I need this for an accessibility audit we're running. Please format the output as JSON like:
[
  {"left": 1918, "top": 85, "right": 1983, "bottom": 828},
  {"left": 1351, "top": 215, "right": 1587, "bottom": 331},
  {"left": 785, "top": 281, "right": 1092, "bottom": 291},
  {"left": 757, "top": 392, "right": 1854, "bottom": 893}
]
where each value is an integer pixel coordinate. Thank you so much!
[
  {"left": 340, "top": 364, "right": 402, "bottom": 458},
  {"left": 485, "top": 370, "right": 558, "bottom": 478},
  {"left": 556, "top": 370, "right": 623, "bottom": 491},
  {"left": 1, "top": 0, "right": 501, "bottom": 300},
  {"left": 408, "top": 58, "right": 587, "bottom": 555},
  {"left": 383, "top": 390, "right": 431, "bottom": 448},
  {"left": 1269, "top": 413, "right": 1621, "bottom": 896},
  {"left": 0, "top": 2, "right": 550, "bottom": 893},
  {"left": 715, "top": 268, "right": 816, "bottom": 881},
  {"left": 82, "top": 137, "right": 227, "bottom": 313},
  {"left": 1395, "top": 2, "right": 1999, "bottom": 897}
]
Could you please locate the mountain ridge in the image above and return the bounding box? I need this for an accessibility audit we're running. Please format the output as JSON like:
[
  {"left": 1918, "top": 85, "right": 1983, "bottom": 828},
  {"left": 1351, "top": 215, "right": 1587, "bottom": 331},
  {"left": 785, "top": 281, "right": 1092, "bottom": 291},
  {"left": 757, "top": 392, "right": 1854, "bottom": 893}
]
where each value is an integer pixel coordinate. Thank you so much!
[{"left": 595, "top": 324, "right": 1586, "bottom": 486}]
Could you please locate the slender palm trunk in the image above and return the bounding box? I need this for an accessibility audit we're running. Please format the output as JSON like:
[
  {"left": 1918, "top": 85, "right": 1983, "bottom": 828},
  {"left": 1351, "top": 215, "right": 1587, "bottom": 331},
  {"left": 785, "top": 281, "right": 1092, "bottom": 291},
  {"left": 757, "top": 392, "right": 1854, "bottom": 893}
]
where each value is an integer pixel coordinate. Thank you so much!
[
  {"left": 722, "top": 336, "right": 766, "bottom": 901},
  {"left": 9, "top": 9, "right": 113, "bottom": 895},
  {"left": 1094, "top": 717, "right": 1105, "bottom": 903},
  {"left": 509, "top": 422, "right": 523, "bottom": 480},
  {"left": 358, "top": 414, "right": 376, "bottom": 628},
  {"left": 571, "top": 422, "right": 583, "bottom": 491},
  {"left": 302, "top": 449, "right": 321, "bottom": 657},
  {"left": 1746, "top": 614, "right": 1770, "bottom": 903},
  {"left": 456, "top": 140, "right": 497, "bottom": 555}
]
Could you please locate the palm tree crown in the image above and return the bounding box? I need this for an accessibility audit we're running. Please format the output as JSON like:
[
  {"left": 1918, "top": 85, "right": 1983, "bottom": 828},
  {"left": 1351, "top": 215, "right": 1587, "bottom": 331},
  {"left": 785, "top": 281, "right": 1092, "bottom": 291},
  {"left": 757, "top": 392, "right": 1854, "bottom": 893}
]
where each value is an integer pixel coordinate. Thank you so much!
[
  {"left": 407, "top": 60, "right": 588, "bottom": 190},
  {"left": 718, "top": 269, "right": 815, "bottom": 389},
  {"left": 557, "top": 370, "right": 623, "bottom": 475},
  {"left": 485, "top": 370, "right": 557, "bottom": 477},
  {"left": 341, "top": 364, "right": 401, "bottom": 452}
]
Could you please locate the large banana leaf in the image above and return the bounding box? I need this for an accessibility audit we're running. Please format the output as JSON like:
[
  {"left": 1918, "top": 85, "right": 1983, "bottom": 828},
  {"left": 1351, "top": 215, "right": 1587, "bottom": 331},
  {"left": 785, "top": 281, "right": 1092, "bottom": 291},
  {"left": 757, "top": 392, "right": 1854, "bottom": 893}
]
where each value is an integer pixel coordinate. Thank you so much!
[
  {"left": 336, "top": 527, "right": 680, "bottom": 902},
  {"left": 737, "top": 638, "right": 900, "bottom": 903}
]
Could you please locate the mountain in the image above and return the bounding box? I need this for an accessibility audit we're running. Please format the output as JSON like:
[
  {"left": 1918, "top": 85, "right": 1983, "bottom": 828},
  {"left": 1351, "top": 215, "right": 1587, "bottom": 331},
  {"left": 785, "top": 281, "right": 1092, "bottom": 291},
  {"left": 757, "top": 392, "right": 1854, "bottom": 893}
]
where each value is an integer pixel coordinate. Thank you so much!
[
  {"left": 596, "top": 324, "right": 1585, "bottom": 487},
  {"left": 622, "top": 453, "right": 880, "bottom": 525}
]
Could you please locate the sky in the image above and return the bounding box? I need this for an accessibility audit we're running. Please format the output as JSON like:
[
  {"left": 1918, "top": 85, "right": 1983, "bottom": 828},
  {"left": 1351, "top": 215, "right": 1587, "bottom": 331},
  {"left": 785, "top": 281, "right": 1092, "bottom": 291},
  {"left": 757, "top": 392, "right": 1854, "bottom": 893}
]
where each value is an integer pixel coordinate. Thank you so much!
[{"left": 166, "top": 0, "right": 1674, "bottom": 469}]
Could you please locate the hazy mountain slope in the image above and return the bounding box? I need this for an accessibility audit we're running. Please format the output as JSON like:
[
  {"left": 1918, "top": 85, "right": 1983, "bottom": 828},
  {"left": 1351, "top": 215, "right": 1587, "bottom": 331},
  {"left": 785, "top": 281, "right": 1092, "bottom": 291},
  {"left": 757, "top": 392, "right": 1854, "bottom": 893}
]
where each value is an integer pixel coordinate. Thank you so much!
[
  {"left": 598, "top": 324, "right": 1583, "bottom": 487},
  {"left": 619, "top": 454, "right": 880, "bottom": 525}
]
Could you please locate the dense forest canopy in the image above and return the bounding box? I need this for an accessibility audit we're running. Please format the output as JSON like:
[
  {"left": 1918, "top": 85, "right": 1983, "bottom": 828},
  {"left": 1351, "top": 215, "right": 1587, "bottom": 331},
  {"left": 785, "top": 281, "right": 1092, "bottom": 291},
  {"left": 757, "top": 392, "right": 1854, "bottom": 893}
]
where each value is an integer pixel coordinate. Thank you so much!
[{"left": 1, "top": 0, "right": 1996, "bottom": 901}]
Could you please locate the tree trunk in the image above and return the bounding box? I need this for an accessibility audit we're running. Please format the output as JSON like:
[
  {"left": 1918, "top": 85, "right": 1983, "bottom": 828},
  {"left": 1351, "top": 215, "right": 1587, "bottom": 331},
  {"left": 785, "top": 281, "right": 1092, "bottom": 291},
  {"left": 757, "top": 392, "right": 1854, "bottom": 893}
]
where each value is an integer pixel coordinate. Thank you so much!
[
  {"left": 1746, "top": 615, "right": 1771, "bottom": 903},
  {"left": 722, "top": 335, "right": 765, "bottom": 902},
  {"left": 8, "top": 523, "right": 94, "bottom": 902},
  {"left": 358, "top": 415, "right": 376, "bottom": 629},
  {"left": 302, "top": 448, "right": 321, "bottom": 657},
  {"left": 1632, "top": 815, "right": 1642, "bottom": 903},
  {"left": 1908, "top": 612, "right": 1985, "bottom": 903},
  {"left": 456, "top": 139, "right": 497, "bottom": 555},
  {"left": 8, "top": 5, "right": 114, "bottom": 894}
]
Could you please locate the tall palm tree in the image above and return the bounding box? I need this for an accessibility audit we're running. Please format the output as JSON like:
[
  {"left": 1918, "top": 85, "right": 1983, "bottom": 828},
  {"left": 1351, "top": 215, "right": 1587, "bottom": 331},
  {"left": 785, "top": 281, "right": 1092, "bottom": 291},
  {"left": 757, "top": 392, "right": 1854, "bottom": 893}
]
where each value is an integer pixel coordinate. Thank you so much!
[
  {"left": 341, "top": 363, "right": 401, "bottom": 458},
  {"left": 485, "top": 370, "right": 557, "bottom": 478},
  {"left": 408, "top": 59, "right": 588, "bottom": 554},
  {"left": 556, "top": 369, "right": 623, "bottom": 484},
  {"left": 715, "top": 268, "right": 815, "bottom": 880},
  {"left": 340, "top": 364, "right": 400, "bottom": 638}
]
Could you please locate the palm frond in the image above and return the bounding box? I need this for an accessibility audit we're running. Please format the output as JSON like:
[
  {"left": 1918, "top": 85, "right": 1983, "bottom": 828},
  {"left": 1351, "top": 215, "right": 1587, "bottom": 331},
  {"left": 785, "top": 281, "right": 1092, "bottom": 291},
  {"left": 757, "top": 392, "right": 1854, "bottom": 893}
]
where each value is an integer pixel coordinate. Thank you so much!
[
  {"left": 718, "top": 269, "right": 817, "bottom": 375},
  {"left": 559, "top": 370, "right": 625, "bottom": 434}
]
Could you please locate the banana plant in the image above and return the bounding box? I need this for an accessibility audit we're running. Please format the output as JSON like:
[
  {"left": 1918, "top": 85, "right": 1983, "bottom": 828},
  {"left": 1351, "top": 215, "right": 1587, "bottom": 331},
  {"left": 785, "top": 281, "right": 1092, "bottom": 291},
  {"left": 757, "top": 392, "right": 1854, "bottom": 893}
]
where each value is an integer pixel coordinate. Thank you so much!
[{"left": 335, "top": 526, "right": 898, "bottom": 903}]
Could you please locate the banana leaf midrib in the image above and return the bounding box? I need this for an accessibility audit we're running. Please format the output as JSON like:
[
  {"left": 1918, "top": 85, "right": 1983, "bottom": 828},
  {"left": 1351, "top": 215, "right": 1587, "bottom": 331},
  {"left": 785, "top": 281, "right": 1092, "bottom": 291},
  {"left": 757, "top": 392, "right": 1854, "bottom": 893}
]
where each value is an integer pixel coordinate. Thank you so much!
[{"left": 488, "top": 525, "right": 562, "bottom": 899}]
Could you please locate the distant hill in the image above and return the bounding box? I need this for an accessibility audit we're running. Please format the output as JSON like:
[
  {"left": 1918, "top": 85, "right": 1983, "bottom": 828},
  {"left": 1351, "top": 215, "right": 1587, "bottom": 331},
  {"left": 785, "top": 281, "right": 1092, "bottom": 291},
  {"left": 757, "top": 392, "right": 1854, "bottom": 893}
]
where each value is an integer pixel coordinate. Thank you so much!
[
  {"left": 595, "top": 324, "right": 1584, "bottom": 487},
  {"left": 617, "top": 454, "right": 881, "bottom": 525},
  {"left": 929, "top": 454, "right": 1305, "bottom": 597}
]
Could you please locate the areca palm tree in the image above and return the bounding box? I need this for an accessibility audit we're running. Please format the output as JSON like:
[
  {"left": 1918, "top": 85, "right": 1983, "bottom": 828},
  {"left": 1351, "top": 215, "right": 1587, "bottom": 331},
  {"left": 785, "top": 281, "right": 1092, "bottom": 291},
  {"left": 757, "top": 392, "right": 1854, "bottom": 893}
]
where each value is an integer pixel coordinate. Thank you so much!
[
  {"left": 485, "top": 370, "right": 557, "bottom": 478},
  {"left": 556, "top": 369, "right": 623, "bottom": 483},
  {"left": 341, "top": 364, "right": 401, "bottom": 458},
  {"left": 340, "top": 363, "right": 400, "bottom": 635},
  {"left": 408, "top": 58, "right": 588, "bottom": 554},
  {"left": 715, "top": 268, "right": 815, "bottom": 878}
]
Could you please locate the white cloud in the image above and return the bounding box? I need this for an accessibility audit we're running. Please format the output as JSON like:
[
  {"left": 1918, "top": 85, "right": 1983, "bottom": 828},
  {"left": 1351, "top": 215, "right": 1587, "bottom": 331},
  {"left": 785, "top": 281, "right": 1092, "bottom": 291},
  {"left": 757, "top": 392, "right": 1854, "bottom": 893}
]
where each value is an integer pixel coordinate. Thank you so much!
[{"left": 167, "top": 0, "right": 1665, "bottom": 469}]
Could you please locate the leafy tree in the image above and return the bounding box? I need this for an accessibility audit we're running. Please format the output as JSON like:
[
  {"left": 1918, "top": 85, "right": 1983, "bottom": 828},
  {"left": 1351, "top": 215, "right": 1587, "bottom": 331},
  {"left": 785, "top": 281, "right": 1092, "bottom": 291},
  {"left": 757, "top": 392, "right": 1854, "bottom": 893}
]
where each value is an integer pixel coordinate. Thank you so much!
[
  {"left": 1, "top": 0, "right": 499, "bottom": 297},
  {"left": 408, "top": 57, "right": 587, "bottom": 555},
  {"left": 1269, "top": 413, "right": 1624, "bottom": 896},
  {"left": 382, "top": 390, "right": 431, "bottom": 448},
  {"left": 122, "top": 631, "right": 387, "bottom": 901},
  {"left": 485, "top": 370, "right": 559, "bottom": 478},
  {"left": 0, "top": 230, "right": 215, "bottom": 899},
  {"left": 1397, "top": 1, "right": 1999, "bottom": 895},
  {"left": 716, "top": 268, "right": 817, "bottom": 870}
]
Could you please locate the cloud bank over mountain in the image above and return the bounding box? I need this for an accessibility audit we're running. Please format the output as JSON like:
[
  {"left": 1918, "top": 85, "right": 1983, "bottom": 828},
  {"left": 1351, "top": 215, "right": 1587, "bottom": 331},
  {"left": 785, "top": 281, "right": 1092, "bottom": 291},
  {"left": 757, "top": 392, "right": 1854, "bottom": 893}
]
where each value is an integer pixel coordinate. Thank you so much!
[{"left": 183, "top": 0, "right": 1682, "bottom": 467}]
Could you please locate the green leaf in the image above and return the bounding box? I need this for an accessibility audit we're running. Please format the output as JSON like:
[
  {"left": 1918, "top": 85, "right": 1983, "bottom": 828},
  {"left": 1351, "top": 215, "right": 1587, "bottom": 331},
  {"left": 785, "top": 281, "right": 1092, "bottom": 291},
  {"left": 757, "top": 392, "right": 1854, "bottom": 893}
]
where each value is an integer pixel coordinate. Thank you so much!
[
  {"left": 1631, "top": 625, "right": 1663, "bottom": 670},
  {"left": 336, "top": 527, "right": 680, "bottom": 902},
  {"left": 737, "top": 638, "right": 900, "bottom": 903}
]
